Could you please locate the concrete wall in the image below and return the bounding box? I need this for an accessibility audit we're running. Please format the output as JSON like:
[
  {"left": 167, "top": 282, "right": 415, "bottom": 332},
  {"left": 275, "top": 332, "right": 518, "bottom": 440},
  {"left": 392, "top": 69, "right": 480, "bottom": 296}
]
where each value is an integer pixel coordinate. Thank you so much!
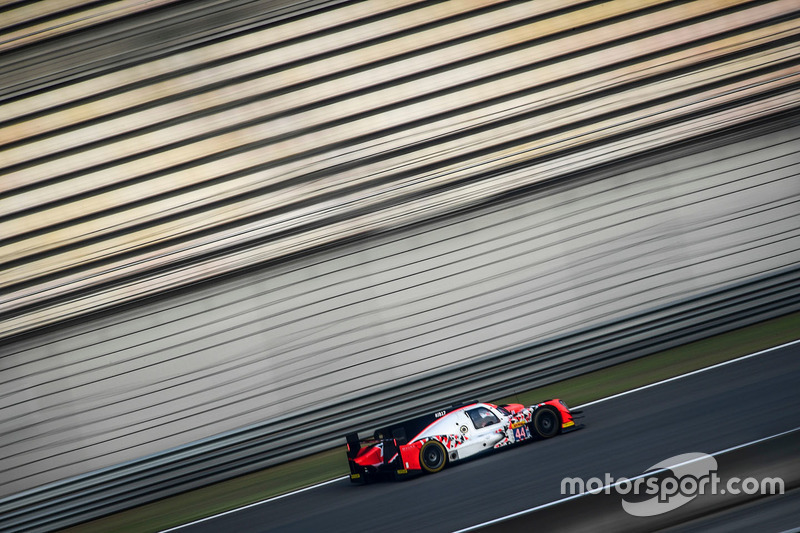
[
  {"left": 1, "top": 125, "right": 798, "bottom": 497},
  {"left": 3, "top": 0, "right": 798, "bottom": 337},
  {"left": 2, "top": 0, "right": 799, "bottom": 499}
]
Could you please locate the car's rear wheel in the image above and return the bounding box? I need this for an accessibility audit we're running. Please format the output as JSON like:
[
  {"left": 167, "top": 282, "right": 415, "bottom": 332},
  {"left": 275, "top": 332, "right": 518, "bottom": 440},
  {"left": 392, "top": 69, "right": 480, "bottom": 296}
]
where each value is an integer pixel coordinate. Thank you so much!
[
  {"left": 532, "top": 407, "right": 560, "bottom": 438},
  {"left": 419, "top": 440, "right": 447, "bottom": 473}
]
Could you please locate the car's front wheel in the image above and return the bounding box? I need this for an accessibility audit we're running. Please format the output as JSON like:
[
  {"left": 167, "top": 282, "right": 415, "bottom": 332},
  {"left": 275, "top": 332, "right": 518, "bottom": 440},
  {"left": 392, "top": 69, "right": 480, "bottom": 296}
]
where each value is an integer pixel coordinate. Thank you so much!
[
  {"left": 419, "top": 440, "right": 447, "bottom": 473},
  {"left": 532, "top": 407, "right": 560, "bottom": 438}
]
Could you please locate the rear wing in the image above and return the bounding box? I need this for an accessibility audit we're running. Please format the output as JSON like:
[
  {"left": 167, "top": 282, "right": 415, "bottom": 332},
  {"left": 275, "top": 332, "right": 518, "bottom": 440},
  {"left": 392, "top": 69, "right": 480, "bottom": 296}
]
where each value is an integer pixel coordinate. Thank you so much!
[
  {"left": 345, "top": 400, "right": 477, "bottom": 481},
  {"left": 344, "top": 432, "right": 365, "bottom": 463},
  {"left": 345, "top": 428, "right": 409, "bottom": 481}
]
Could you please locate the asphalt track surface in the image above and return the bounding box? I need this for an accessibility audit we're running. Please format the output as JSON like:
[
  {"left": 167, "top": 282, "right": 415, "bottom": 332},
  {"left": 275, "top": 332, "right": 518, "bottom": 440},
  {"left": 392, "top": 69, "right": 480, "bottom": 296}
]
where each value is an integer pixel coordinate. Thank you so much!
[
  {"left": 180, "top": 343, "right": 800, "bottom": 532},
  {"left": 663, "top": 486, "right": 800, "bottom": 533}
]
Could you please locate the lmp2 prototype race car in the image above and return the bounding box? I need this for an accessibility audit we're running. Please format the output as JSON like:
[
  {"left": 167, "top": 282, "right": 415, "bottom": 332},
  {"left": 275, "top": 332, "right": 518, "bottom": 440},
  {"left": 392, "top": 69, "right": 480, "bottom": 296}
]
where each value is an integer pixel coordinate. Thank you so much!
[{"left": 346, "top": 399, "right": 583, "bottom": 483}]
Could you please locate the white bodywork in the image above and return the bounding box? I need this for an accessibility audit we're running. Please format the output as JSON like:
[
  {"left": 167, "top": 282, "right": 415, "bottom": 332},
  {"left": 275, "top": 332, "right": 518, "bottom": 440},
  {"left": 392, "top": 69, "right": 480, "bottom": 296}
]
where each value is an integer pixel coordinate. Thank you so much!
[{"left": 412, "top": 403, "right": 526, "bottom": 462}]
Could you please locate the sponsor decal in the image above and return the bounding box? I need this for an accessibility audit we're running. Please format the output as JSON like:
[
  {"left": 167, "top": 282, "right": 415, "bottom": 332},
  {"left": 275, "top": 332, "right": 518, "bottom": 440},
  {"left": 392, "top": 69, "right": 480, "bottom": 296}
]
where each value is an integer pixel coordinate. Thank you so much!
[{"left": 418, "top": 434, "right": 469, "bottom": 450}]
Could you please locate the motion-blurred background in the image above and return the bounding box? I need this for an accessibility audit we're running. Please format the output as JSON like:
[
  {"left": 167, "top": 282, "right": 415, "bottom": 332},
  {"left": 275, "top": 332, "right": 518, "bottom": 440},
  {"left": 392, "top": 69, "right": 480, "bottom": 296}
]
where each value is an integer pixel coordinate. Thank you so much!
[{"left": 1, "top": 0, "right": 798, "bottom": 530}]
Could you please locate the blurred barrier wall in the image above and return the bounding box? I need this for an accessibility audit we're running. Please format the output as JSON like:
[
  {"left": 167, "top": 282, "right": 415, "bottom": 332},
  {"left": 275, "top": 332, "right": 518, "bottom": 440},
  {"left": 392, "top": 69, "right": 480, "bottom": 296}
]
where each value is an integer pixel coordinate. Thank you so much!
[
  {"left": 3, "top": 0, "right": 800, "bottom": 337},
  {"left": 1, "top": 0, "right": 799, "bottom": 529},
  {"left": 1, "top": 124, "right": 798, "bottom": 531}
]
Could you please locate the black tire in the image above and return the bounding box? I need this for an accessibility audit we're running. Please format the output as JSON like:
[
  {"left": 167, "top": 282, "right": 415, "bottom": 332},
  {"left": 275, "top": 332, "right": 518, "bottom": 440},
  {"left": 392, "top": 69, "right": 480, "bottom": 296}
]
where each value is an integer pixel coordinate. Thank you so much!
[
  {"left": 532, "top": 407, "right": 560, "bottom": 438},
  {"left": 419, "top": 440, "right": 447, "bottom": 473}
]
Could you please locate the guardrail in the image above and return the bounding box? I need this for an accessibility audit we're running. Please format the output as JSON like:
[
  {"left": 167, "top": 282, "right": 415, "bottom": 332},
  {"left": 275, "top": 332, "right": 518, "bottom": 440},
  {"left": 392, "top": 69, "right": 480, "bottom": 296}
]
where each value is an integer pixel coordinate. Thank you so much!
[{"left": 1, "top": 265, "right": 798, "bottom": 533}]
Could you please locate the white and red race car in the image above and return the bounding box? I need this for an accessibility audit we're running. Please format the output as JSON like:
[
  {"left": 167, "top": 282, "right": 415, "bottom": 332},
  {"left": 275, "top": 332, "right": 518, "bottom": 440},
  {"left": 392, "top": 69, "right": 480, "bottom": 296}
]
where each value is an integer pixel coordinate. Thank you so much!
[{"left": 346, "top": 399, "right": 583, "bottom": 482}]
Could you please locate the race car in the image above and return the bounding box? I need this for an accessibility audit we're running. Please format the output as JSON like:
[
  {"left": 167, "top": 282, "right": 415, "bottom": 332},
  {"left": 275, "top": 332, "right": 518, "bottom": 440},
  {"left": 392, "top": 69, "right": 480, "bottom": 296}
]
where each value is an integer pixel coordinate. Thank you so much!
[{"left": 345, "top": 399, "right": 583, "bottom": 483}]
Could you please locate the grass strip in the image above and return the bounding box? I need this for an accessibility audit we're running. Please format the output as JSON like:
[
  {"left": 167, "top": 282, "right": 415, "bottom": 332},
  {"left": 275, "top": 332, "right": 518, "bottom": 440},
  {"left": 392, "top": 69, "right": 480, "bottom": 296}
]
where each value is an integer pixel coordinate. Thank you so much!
[{"left": 67, "top": 311, "right": 800, "bottom": 532}]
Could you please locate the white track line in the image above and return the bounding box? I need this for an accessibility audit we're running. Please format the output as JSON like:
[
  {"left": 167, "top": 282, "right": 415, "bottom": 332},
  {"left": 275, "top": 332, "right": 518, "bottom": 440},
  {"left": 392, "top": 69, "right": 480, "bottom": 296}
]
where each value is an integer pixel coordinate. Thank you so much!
[
  {"left": 160, "top": 476, "right": 348, "bottom": 532},
  {"left": 162, "top": 338, "right": 800, "bottom": 532},
  {"left": 453, "top": 425, "right": 800, "bottom": 532},
  {"left": 573, "top": 338, "right": 800, "bottom": 409}
]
